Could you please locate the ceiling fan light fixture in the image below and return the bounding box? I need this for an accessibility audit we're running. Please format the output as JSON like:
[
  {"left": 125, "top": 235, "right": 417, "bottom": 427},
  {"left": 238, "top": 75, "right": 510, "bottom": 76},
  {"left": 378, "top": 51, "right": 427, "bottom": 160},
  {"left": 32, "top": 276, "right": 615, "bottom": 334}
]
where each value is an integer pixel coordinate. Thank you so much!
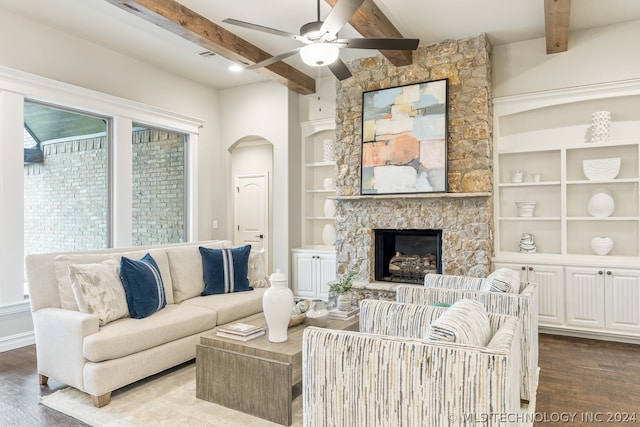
[{"left": 300, "top": 43, "right": 339, "bottom": 67}]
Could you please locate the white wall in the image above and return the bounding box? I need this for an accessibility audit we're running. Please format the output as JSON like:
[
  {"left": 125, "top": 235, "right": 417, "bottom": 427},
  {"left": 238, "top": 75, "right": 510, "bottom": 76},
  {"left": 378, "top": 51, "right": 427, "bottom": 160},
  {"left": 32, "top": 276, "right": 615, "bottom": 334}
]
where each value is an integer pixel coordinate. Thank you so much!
[
  {"left": 493, "top": 19, "right": 640, "bottom": 97},
  {"left": 220, "top": 82, "right": 298, "bottom": 277}
]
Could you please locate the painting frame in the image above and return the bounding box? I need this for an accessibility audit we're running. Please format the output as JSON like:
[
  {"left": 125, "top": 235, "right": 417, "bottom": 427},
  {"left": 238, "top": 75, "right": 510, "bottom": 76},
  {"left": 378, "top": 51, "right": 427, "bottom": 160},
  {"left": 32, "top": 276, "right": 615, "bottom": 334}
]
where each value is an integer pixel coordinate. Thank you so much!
[{"left": 360, "top": 79, "right": 448, "bottom": 195}]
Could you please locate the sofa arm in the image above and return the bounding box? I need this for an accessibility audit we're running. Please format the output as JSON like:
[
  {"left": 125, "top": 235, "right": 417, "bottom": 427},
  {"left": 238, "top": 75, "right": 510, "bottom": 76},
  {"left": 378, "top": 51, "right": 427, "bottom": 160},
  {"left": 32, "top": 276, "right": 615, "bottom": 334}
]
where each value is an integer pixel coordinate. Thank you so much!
[
  {"left": 32, "top": 307, "right": 99, "bottom": 391},
  {"left": 302, "top": 327, "right": 521, "bottom": 427}
]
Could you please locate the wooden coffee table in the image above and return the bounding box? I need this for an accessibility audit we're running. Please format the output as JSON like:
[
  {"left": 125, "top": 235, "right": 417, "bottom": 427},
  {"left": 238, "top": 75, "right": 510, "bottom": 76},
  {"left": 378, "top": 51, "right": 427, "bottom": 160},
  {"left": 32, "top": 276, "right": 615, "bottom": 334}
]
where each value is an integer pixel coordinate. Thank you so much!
[{"left": 195, "top": 312, "right": 358, "bottom": 426}]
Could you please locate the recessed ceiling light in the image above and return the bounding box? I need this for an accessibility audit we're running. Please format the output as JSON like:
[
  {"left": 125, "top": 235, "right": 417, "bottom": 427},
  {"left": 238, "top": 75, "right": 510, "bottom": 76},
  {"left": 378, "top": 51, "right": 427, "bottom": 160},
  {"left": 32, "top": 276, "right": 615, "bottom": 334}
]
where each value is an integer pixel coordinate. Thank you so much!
[{"left": 229, "top": 64, "right": 243, "bottom": 72}]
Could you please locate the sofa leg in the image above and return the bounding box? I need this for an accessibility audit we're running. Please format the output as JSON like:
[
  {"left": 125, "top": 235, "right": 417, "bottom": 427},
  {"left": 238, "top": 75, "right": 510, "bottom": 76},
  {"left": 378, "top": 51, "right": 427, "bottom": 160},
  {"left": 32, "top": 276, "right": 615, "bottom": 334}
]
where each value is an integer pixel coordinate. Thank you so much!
[
  {"left": 92, "top": 392, "right": 112, "bottom": 408},
  {"left": 39, "top": 374, "right": 49, "bottom": 385}
]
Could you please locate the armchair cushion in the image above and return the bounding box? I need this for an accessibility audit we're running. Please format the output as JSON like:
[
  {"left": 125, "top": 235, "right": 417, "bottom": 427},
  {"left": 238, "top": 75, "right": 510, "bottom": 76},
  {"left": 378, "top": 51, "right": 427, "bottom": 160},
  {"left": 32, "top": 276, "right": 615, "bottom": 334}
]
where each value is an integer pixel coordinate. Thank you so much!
[
  {"left": 425, "top": 299, "right": 491, "bottom": 346},
  {"left": 482, "top": 267, "right": 521, "bottom": 293}
]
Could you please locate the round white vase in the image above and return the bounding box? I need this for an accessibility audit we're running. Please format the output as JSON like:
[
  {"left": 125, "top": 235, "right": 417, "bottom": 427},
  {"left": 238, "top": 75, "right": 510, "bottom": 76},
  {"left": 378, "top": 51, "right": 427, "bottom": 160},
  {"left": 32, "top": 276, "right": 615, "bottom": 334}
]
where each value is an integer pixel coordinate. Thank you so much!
[
  {"left": 587, "top": 189, "right": 615, "bottom": 217},
  {"left": 322, "top": 224, "right": 336, "bottom": 245},
  {"left": 262, "top": 269, "right": 294, "bottom": 342},
  {"left": 323, "top": 199, "right": 336, "bottom": 217},
  {"left": 591, "top": 236, "right": 614, "bottom": 256}
]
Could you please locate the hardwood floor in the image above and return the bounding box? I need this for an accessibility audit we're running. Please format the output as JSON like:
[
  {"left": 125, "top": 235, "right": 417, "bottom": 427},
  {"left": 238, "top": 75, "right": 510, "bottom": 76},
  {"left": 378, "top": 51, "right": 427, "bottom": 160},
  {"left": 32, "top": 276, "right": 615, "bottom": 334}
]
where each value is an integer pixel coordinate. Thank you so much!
[{"left": 0, "top": 334, "right": 638, "bottom": 426}]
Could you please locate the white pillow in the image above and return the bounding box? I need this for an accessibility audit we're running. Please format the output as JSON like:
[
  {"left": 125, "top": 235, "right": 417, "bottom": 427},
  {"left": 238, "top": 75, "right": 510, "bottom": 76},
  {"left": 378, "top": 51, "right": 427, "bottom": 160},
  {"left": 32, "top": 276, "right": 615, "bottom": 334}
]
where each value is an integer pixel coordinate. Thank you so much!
[
  {"left": 69, "top": 259, "right": 129, "bottom": 326},
  {"left": 482, "top": 268, "right": 521, "bottom": 293},
  {"left": 425, "top": 299, "right": 492, "bottom": 346}
]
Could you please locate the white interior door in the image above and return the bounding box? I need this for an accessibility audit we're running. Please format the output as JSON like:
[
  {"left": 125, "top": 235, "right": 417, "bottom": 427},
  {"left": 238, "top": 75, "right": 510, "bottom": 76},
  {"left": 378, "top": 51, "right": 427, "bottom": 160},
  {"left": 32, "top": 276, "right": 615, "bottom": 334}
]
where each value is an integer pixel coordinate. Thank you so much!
[{"left": 234, "top": 173, "right": 269, "bottom": 268}]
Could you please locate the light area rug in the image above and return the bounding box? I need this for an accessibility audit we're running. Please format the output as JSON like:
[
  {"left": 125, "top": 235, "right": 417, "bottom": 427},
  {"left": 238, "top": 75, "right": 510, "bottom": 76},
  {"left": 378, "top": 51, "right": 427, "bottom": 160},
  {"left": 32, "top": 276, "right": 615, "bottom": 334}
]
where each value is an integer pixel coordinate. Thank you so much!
[{"left": 40, "top": 363, "right": 303, "bottom": 427}]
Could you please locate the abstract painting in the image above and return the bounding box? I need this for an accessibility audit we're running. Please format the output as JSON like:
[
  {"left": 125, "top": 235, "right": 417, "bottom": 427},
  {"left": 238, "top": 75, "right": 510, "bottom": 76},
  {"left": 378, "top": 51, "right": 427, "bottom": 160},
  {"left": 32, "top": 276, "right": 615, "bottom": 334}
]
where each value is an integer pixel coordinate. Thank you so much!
[{"left": 360, "top": 79, "right": 448, "bottom": 195}]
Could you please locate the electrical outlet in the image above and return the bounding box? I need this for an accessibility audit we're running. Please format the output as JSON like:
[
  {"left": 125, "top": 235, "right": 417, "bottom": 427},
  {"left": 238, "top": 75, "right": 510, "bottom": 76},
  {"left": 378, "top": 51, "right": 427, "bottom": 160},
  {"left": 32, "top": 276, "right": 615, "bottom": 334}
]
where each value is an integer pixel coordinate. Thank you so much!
[{"left": 213, "top": 220, "right": 218, "bottom": 229}]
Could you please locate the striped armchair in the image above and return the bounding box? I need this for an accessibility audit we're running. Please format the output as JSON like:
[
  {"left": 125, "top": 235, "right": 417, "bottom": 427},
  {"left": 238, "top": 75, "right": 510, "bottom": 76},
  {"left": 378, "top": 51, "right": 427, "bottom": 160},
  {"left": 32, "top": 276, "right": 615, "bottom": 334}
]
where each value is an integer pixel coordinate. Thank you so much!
[
  {"left": 396, "top": 277, "right": 538, "bottom": 403},
  {"left": 302, "top": 300, "right": 522, "bottom": 427}
]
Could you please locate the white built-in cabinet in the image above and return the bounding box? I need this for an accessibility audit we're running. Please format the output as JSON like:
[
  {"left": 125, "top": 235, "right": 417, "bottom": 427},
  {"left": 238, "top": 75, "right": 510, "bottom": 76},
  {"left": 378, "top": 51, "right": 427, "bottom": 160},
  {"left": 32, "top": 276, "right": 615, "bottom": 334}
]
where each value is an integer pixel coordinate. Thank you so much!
[
  {"left": 291, "top": 249, "right": 336, "bottom": 299},
  {"left": 493, "top": 79, "right": 640, "bottom": 343},
  {"left": 292, "top": 119, "right": 337, "bottom": 299},
  {"left": 565, "top": 267, "right": 640, "bottom": 335}
]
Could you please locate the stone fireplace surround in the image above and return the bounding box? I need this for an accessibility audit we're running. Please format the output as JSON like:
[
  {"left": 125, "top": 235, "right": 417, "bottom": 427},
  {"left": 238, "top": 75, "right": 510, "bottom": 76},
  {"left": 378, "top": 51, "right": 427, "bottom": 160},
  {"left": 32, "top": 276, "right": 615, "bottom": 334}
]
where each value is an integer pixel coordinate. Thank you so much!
[{"left": 331, "top": 34, "right": 494, "bottom": 297}]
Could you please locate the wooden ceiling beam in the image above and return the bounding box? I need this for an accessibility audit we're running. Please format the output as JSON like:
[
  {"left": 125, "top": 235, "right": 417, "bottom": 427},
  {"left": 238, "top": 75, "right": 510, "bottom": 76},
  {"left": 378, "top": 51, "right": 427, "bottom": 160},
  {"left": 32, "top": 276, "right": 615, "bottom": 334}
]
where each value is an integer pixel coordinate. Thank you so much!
[
  {"left": 325, "top": 0, "right": 413, "bottom": 67},
  {"left": 103, "top": 0, "right": 316, "bottom": 95},
  {"left": 544, "top": 0, "right": 571, "bottom": 54}
]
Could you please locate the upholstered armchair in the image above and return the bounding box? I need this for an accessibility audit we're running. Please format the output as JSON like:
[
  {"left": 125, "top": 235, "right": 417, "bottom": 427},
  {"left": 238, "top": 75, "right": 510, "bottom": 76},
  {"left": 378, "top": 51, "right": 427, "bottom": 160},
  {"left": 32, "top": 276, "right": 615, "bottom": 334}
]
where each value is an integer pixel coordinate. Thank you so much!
[
  {"left": 302, "top": 299, "right": 522, "bottom": 427},
  {"left": 396, "top": 272, "right": 538, "bottom": 403}
]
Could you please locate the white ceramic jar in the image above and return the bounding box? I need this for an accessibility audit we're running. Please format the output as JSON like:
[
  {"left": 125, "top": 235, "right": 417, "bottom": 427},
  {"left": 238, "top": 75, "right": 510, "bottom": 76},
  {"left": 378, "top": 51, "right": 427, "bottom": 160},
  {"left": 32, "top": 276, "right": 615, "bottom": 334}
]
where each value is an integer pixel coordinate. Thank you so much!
[{"left": 263, "top": 269, "right": 294, "bottom": 342}]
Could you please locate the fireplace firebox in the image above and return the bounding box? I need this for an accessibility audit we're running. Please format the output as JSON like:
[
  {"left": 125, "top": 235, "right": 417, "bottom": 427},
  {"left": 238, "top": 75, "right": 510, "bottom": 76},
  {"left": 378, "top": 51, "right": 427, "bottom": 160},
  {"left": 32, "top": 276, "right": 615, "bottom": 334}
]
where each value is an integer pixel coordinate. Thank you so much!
[{"left": 374, "top": 229, "right": 442, "bottom": 284}]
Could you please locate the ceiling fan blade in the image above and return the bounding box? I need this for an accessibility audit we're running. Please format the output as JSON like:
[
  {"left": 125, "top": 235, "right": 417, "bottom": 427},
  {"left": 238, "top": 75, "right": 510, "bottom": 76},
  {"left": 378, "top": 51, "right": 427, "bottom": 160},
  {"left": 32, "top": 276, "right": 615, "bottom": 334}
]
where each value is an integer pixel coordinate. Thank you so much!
[
  {"left": 321, "top": 0, "right": 365, "bottom": 37},
  {"left": 336, "top": 38, "right": 420, "bottom": 50},
  {"left": 222, "top": 18, "right": 302, "bottom": 41},
  {"left": 246, "top": 48, "right": 303, "bottom": 70},
  {"left": 328, "top": 58, "right": 352, "bottom": 81}
]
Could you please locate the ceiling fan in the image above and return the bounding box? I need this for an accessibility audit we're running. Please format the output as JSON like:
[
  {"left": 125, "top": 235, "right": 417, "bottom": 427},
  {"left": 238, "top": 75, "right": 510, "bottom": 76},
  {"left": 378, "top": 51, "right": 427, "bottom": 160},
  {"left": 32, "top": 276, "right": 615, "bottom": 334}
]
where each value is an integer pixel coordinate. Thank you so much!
[{"left": 223, "top": 0, "right": 419, "bottom": 80}]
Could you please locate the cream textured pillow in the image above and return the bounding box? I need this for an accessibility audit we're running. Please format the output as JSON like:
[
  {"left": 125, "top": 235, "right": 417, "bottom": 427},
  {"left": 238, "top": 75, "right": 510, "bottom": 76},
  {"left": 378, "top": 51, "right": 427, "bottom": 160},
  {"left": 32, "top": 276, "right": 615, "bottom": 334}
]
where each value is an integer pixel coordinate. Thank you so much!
[
  {"left": 482, "top": 268, "right": 521, "bottom": 293},
  {"left": 425, "top": 299, "right": 492, "bottom": 346},
  {"left": 69, "top": 259, "right": 129, "bottom": 326}
]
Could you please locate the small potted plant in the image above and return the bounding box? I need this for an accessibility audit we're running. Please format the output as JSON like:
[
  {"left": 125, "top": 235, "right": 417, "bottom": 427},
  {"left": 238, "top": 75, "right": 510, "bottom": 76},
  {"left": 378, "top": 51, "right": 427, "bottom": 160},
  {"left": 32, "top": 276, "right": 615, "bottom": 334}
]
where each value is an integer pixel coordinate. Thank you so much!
[{"left": 329, "top": 271, "right": 356, "bottom": 312}]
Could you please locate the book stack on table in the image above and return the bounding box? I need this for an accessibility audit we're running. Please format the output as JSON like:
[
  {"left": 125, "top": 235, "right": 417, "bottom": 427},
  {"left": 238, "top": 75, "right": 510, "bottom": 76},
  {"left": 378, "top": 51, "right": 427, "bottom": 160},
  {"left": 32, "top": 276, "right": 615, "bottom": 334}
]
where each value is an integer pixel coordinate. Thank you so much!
[
  {"left": 216, "top": 322, "right": 266, "bottom": 341},
  {"left": 328, "top": 307, "right": 360, "bottom": 321}
]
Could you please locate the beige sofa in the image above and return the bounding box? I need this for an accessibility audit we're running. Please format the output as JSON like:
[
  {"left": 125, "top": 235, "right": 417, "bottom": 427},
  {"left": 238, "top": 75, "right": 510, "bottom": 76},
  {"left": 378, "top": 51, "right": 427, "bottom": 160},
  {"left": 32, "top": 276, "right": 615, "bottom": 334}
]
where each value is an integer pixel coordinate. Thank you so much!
[{"left": 26, "top": 240, "right": 266, "bottom": 407}]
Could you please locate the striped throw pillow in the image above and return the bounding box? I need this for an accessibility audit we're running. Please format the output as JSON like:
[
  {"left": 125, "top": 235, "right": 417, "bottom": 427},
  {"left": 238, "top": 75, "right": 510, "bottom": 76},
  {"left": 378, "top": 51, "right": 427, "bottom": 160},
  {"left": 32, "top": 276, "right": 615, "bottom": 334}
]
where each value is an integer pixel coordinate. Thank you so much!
[
  {"left": 199, "top": 245, "right": 253, "bottom": 295},
  {"left": 425, "top": 299, "right": 492, "bottom": 346}
]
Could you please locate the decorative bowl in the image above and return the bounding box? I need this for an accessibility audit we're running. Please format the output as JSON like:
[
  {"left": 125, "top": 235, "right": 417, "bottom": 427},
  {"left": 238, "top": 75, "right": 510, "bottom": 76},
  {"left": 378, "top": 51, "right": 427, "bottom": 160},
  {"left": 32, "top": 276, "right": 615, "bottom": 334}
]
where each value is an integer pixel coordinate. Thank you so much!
[
  {"left": 583, "top": 158, "right": 620, "bottom": 181},
  {"left": 515, "top": 201, "right": 536, "bottom": 217}
]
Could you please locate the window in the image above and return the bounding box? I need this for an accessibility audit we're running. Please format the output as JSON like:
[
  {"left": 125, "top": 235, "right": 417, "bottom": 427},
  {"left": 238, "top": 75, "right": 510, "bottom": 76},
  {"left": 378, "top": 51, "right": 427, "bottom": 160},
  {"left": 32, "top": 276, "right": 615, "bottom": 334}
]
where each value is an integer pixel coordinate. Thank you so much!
[
  {"left": 23, "top": 101, "right": 110, "bottom": 261},
  {"left": 132, "top": 124, "right": 187, "bottom": 245}
]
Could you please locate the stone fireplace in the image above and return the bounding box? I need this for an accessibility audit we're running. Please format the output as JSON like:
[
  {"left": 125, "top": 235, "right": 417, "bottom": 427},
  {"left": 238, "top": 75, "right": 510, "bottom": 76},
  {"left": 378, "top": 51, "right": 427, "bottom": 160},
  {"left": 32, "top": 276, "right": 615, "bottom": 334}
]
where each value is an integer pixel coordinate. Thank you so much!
[{"left": 332, "top": 34, "right": 494, "bottom": 288}]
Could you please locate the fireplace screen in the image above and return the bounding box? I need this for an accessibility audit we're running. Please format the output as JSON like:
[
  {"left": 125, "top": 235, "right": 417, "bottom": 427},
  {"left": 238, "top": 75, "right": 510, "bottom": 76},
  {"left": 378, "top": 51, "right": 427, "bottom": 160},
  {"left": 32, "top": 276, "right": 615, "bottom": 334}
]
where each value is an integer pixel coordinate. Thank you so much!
[{"left": 374, "top": 229, "right": 442, "bottom": 284}]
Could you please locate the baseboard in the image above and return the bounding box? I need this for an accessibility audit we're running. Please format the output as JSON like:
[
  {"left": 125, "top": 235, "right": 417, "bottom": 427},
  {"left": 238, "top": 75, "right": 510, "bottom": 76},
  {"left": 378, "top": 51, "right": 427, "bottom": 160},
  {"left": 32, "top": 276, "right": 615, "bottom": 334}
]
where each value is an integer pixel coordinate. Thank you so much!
[{"left": 0, "top": 331, "right": 35, "bottom": 352}]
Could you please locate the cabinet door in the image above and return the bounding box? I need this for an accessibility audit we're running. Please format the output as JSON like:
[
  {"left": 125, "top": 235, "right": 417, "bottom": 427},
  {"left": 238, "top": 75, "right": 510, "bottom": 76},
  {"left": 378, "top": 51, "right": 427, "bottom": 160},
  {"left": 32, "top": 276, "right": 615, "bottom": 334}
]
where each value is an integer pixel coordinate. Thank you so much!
[
  {"left": 527, "top": 264, "right": 565, "bottom": 326},
  {"left": 494, "top": 262, "right": 564, "bottom": 326},
  {"left": 316, "top": 254, "right": 337, "bottom": 300},
  {"left": 565, "top": 267, "right": 605, "bottom": 329},
  {"left": 605, "top": 268, "right": 640, "bottom": 334},
  {"left": 292, "top": 253, "right": 316, "bottom": 298}
]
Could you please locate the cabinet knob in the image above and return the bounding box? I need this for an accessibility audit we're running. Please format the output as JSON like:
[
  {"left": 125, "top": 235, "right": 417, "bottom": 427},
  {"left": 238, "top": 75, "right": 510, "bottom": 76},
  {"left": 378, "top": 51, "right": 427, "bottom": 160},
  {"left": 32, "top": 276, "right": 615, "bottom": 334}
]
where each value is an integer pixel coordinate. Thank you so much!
[
  {"left": 521, "top": 266, "right": 526, "bottom": 271},
  {"left": 598, "top": 270, "right": 604, "bottom": 275},
  {"left": 528, "top": 266, "right": 533, "bottom": 271},
  {"left": 606, "top": 271, "right": 612, "bottom": 276}
]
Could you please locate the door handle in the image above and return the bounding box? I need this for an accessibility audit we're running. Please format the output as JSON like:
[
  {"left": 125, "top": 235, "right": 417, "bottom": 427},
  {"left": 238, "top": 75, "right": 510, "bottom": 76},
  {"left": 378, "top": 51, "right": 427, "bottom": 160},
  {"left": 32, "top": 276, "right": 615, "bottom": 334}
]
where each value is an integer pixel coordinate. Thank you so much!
[{"left": 255, "top": 234, "right": 264, "bottom": 239}]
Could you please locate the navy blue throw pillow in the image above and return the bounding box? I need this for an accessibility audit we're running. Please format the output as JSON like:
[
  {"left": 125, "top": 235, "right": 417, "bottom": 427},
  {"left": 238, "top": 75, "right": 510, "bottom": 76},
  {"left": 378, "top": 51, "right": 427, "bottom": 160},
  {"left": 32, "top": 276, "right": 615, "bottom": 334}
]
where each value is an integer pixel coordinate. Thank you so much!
[
  {"left": 119, "top": 253, "right": 167, "bottom": 319},
  {"left": 199, "top": 245, "right": 253, "bottom": 295}
]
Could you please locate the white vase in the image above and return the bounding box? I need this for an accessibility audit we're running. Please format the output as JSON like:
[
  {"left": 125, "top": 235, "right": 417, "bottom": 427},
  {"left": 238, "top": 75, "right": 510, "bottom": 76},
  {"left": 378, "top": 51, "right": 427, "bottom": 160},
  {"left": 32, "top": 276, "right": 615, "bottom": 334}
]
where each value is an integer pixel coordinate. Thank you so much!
[
  {"left": 306, "top": 299, "right": 329, "bottom": 327},
  {"left": 322, "top": 223, "right": 336, "bottom": 245},
  {"left": 322, "top": 138, "right": 336, "bottom": 162},
  {"left": 323, "top": 177, "right": 335, "bottom": 190},
  {"left": 323, "top": 199, "right": 336, "bottom": 217},
  {"left": 262, "top": 269, "right": 294, "bottom": 342},
  {"left": 587, "top": 189, "right": 615, "bottom": 217},
  {"left": 591, "top": 236, "right": 614, "bottom": 256},
  {"left": 337, "top": 292, "right": 353, "bottom": 311}
]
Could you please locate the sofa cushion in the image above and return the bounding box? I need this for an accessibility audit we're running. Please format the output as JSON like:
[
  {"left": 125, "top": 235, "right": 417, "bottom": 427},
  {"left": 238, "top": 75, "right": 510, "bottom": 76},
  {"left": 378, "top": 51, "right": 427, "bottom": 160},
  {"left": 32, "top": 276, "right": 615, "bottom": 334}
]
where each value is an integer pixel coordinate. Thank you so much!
[
  {"left": 181, "top": 288, "right": 266, "bottom": 325},
  {"left": 166, "top": 241, "right": 231, "bottom": 303},
  {"left": 69, "top": 259, "right": 129, "bottom": 326},
  {"left": 482, "top": 268, "right": 521, "bottom": 293},
  {"left": 425, "top": 299, "right": 492, "bottom": 346},
  {"left": 83, "top": 304, "right": 216, "bottom": 362},
  {"left": 120, "top": 253, "right": 167, "bottom": 319},
  {"left": 53, "top": 248, "right": 174, "bottom": 311},
  {"left": 200, "top": 245, "right": 252, "bottom": 295}
]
